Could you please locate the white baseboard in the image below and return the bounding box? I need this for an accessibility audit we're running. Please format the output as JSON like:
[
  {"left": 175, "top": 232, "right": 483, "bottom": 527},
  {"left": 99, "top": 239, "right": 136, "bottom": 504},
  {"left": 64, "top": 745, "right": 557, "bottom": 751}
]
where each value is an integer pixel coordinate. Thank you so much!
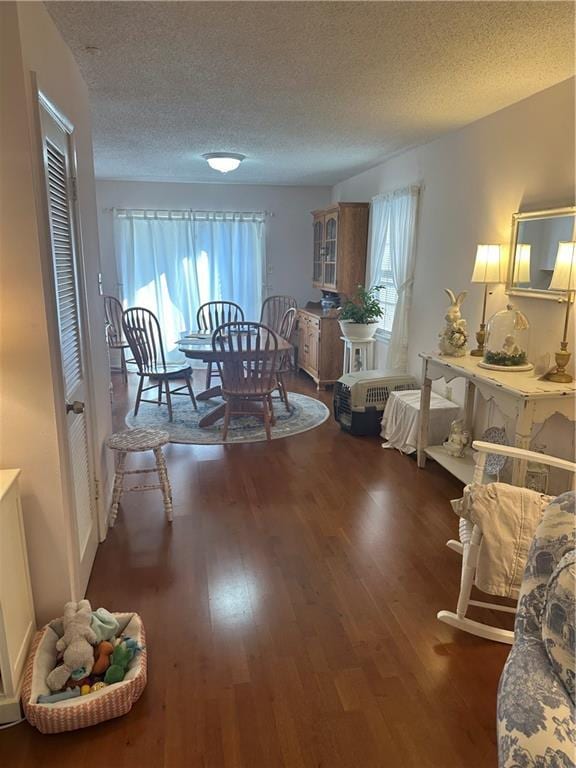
[{"left": 0, "top": 689, "right": 23, "bottom": 725}]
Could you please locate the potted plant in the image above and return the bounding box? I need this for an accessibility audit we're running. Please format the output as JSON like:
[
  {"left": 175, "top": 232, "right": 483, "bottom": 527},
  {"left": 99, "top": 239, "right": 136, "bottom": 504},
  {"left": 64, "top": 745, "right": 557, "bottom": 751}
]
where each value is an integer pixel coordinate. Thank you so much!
[{"left": 338, "top": 285, "right": 384, "bottom": 341}]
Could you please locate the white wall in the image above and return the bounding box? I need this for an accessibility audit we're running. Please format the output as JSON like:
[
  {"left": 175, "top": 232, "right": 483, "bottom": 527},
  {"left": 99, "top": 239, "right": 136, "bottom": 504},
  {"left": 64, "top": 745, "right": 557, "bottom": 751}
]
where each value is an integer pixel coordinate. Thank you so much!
[
  {"left": 333, "top": 78, "right": 575, "bottom": 373},
  {"left": 332, "top": 77, "right": 575, "bottom": 465},
  {"left": 96, "top": 181, "right": 331, "bottom": 310},
  {"left": 0, "top": 2, "right": 113, "bottom": 623}
]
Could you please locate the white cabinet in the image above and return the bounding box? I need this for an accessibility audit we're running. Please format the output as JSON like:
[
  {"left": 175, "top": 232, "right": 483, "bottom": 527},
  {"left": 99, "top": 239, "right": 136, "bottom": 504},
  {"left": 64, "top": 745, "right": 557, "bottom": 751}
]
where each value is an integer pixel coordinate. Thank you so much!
[{"left": 0, "top": 470, "right": 36, "bottom": 723}]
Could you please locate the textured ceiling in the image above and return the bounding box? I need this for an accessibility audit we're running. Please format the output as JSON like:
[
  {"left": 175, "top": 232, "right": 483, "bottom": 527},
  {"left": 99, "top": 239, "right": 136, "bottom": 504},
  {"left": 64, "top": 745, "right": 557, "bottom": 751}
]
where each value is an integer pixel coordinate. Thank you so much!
[{"left": 47, "top": 1, "right": 575, "bottom": 186}]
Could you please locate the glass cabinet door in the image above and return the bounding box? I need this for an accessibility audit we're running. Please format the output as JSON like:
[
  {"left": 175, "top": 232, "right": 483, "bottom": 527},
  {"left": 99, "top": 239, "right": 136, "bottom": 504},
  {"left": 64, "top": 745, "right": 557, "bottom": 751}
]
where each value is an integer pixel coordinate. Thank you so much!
[
  {"left": 323, "top": 212, "right": 338, "bottom": 288},
  {"left": 313, "top": 218, "right": 324, "bottom": 284}
]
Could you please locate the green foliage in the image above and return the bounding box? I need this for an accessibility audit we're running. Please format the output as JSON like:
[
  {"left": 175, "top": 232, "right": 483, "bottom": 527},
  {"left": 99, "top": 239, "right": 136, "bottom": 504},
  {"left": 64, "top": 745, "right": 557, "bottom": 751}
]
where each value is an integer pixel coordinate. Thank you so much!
[
  {"left": 484, "top": 350, "right": 527, "bottom": 367},
  {"left": 339, "top": 285, "right": 384, "bottom": 324}
]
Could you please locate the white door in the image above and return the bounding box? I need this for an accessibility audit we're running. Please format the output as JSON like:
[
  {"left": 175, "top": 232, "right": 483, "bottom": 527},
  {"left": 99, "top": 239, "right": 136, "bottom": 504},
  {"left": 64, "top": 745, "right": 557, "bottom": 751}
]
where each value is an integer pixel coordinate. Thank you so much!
[{"left": 39, "top": 98, "right": 98, "bottom": 593}]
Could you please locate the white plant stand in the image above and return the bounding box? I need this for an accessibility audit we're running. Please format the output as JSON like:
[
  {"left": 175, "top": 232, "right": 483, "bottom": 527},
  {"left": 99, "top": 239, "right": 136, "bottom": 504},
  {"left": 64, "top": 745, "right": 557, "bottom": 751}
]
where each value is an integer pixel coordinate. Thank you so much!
[
  {"left": 341, "top": 337, "right": 375, "bottom": 374},
  {"left": 417, "top": 352, "right": 576, "bottom": 486}
]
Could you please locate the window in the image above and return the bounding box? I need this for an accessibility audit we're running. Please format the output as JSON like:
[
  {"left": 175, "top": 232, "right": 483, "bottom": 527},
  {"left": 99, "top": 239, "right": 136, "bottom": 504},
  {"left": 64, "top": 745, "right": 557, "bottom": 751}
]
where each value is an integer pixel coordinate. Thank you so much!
[
  {"left": 114, "top": 209, "right": 265, "bottom": 360},
  {"left": 367, "top": 187, "right": 419, "bottom": 369},
  {"left": 375, "top": 233, "right": 398, "bottom": 339}
]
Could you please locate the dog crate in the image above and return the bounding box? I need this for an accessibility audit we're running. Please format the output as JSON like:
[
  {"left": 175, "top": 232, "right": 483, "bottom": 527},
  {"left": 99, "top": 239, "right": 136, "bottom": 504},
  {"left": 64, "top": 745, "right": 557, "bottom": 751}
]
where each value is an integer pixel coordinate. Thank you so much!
[{"left": 333, "top": 370, "right": 417, "bottom": 436}]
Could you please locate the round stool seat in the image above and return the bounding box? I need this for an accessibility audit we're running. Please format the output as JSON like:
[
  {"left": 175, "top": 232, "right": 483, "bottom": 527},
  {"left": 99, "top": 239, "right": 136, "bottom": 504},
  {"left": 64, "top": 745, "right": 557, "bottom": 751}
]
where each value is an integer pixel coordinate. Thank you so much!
[{"left": 106, "top": 427, "right": 170, "bottom": 453}]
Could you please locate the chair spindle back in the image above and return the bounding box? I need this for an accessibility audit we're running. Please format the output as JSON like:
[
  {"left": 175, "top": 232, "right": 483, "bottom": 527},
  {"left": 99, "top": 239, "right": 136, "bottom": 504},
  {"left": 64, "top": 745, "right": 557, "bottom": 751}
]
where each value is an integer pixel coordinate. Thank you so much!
[
  {"left": 260, "top": 295, "right": 297, "bottom": 335},
  {"left": 277, "top": 307, "right": 297, "bottom": 371},
  {"left": 212, "top": 322, "right": 278, "bottom": 395},
  {"left": 103, "top": 295, "right": 125, "bottom": 345},
  {"left": 197, "top": 301, "right": 244, "bottom": 332},
  {"left": 278, "top": 307, "right": 297, "bottom": 342},
  {"left": 122, "top": 307, "right": 167, "bottom": 374}
]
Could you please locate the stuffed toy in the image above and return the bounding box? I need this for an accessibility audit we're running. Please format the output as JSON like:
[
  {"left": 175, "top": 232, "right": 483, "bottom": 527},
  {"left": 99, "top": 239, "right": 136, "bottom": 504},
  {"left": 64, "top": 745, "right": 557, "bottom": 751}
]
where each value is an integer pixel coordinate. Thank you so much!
[
  {"left": 92, "top": 640, "right": 114, "bottom": 675},
  {"left": 104, "top": 641, "right": 135, "bottom": 685},
  {"left": 91, "top": 608, "right": 119, "bottom": 643},
  {"left": 46, "top": 600, "right": 97, "bottom": 692}
]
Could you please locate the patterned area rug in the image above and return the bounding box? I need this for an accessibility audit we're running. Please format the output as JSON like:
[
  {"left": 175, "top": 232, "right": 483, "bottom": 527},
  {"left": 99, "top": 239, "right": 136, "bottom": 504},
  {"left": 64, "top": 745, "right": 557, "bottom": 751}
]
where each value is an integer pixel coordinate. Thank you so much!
[{"left": 125, "top": 392, "right": 330, "bottom": 445}]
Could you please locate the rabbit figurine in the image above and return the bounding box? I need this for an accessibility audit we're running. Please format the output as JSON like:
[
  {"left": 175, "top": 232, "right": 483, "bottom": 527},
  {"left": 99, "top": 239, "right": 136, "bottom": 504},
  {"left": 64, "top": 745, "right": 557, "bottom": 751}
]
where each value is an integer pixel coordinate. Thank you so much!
[{"left": 438, "top": 289, "right": 468, "bottom": 357}]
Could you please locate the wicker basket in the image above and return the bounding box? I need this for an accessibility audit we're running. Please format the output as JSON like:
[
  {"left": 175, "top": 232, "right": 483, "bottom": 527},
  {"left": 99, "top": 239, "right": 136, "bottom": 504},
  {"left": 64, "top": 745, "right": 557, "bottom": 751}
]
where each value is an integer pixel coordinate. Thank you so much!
[{"left": 22, "top": 612, "right": 147, "bottom": 734}]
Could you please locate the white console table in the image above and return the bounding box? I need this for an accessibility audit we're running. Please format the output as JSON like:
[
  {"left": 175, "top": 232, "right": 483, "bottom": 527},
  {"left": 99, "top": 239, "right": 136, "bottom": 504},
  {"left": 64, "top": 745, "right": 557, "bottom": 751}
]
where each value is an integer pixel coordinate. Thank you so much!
[{"left": 417, "top": 353, "right": 576, "bottom": 486}]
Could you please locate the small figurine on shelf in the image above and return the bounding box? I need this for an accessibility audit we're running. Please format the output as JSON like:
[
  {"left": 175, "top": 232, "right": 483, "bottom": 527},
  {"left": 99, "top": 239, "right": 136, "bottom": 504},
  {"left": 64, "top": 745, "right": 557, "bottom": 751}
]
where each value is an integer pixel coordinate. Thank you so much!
[
  {"left": 443, "top": 419, "right": 470, "bottom": 458},
  {"left": 502, "top": 334, "right": 521, "bottom": 357},
  {"left": 438, "top": 289, "right": 468, "bottom": 357}
]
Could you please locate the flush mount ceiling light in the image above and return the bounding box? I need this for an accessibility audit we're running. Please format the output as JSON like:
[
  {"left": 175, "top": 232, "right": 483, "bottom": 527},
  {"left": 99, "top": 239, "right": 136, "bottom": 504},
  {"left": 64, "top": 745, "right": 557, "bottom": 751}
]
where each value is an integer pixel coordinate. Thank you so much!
[{"left": 202, "top": 152, "right": 246, "bottom": 174}]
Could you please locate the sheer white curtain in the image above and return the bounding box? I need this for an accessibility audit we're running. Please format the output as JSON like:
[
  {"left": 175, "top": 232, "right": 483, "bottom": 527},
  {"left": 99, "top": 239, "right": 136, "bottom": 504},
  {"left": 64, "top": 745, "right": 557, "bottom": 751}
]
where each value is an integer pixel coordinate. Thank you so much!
[
  {"left": 366, "top": 186, "right": 419, "bottom": 370},
  {"left": 114, "top": 210, "right": 265, "bottom": 360},
  {"left": 367, "top": 194, "right": 391, "bottom": 289}
]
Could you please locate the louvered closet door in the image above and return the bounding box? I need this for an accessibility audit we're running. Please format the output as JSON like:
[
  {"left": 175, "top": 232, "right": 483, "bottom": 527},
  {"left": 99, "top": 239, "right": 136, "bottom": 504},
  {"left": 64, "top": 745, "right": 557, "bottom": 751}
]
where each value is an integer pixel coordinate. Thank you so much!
[{"left": 40, "top": 102, "right": 98, "bottom": 592}]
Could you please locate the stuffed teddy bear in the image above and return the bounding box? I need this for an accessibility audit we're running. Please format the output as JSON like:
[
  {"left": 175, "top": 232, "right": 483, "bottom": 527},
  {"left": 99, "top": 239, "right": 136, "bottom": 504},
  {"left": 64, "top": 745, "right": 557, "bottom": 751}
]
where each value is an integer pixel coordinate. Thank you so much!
[{"left": 46, "top": 599, "right": 97, "bottom": 691}]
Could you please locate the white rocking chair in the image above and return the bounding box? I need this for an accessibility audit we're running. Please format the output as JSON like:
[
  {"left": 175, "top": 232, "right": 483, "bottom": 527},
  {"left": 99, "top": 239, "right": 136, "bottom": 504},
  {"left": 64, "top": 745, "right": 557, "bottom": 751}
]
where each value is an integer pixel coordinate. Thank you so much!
[{"left": 437, "top": 440, "right": 576, "bottom": 644}]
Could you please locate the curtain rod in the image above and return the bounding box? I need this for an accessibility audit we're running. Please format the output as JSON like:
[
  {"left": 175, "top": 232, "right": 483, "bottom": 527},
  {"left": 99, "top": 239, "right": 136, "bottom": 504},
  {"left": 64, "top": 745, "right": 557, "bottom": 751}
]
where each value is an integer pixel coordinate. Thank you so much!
[
  {"left": 371, "top": 185, "right": 420, "bottom": 202},
  {"left": 104, "top": 207, "right": 274, "bottom": 218}
]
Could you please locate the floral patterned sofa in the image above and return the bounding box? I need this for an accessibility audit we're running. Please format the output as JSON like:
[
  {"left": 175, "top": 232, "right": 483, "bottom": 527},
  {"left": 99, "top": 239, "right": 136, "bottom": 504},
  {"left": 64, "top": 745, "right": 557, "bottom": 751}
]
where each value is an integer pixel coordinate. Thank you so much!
[{"left": 498, "top": 491, "right": 575, "bottom": 768}]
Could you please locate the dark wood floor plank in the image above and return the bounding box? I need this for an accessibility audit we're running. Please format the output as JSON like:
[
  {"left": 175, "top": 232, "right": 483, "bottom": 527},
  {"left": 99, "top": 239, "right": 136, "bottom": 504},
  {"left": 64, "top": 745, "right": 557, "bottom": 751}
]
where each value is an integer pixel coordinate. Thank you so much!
[{"left": 0, "top": 372, "right": 510, "bottom": 767}]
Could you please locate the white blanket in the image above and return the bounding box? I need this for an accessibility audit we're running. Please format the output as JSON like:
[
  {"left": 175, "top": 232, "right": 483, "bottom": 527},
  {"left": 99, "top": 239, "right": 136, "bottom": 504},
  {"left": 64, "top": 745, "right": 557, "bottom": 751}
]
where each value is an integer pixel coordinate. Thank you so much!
[
  {"left": 452, "top": 483, "right": 553, "bottom": 598},
  {"left": 381, "top": 389, "right": 460, "bottom": 454}
]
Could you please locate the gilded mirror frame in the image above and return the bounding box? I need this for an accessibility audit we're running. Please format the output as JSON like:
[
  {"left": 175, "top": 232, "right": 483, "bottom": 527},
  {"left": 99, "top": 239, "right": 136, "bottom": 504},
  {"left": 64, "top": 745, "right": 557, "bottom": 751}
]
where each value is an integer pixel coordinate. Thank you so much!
[{"left": 506, "top": 205, "right": 576, "bottom": 300}]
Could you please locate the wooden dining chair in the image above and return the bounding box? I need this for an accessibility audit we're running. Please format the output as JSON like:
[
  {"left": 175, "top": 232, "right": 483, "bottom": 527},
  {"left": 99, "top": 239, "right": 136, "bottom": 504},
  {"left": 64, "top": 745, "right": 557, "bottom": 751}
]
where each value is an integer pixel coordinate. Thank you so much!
[
  {"left": 122, "top": 307, "right": 197, "bottom": 422},
  {"left": 261, "top": 295, "right": 298, "bottom": 371},
  {"left": 103, "top": 295, "right": 131, "bottom": 383},
  {"left": 260, "top": 295, "right": 297, "bottom": 334},
  {"left": 274, "top": 307, "right": 297, "bottom": 411},
  {"left": 197, "top": 301, "right": 245, "bottom": 390},
  {"left": 212, "top": 321, "right": 278, "bottom": 441}
]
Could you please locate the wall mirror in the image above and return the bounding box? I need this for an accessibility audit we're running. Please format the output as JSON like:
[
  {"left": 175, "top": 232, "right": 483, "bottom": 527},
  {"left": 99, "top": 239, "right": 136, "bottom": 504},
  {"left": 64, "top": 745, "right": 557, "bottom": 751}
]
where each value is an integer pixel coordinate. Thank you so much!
[{"left": 507, "top": 206, "right": 576, "bottom": 298}]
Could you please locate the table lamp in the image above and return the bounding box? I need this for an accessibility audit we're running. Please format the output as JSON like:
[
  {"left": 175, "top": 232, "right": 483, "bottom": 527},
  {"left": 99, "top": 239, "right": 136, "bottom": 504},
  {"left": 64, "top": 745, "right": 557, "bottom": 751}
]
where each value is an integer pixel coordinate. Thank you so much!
[
  {"left": 470, "top": 244, "right": 504, "bottom": 356},
  {"left": 513, "top": 244, "right": 531, "bottom": 284},
  {"left": 546, "top": 241, "right": 576, "bottom": 383}
]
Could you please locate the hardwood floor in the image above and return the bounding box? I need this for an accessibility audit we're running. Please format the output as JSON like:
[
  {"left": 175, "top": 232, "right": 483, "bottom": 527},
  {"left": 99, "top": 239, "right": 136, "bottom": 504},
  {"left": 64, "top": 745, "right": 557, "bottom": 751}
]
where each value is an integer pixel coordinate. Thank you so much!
[{"left": 0, "top": 372, "right": 510, "bottom": 767}]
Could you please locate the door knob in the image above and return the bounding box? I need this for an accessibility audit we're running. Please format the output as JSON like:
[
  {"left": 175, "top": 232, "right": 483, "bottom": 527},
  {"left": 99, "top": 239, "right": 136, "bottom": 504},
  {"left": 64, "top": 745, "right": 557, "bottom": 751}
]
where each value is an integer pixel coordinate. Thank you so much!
[{"left": 66, "top": 400, "right": 85, "bottom": 414}]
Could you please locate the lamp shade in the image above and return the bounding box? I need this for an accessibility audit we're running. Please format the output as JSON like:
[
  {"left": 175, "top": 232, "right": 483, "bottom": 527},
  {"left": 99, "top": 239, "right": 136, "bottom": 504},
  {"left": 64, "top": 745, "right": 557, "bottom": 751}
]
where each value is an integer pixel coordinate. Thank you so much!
[
  {"left": 513, "top": 244, "right": 531, "bottom": 283},
  {"left": 549, "top": 241, "right": 576, "bottom": 292},
  {"left": 471, "top": 244, "right": 504, "bottom": 283}
]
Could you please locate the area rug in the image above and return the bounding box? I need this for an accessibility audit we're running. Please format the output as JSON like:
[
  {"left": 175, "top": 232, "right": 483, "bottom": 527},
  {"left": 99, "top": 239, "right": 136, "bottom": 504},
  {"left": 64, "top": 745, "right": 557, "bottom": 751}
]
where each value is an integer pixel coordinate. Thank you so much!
[{"left": 124, "top": 392, "right": 330, "bottom": 445}]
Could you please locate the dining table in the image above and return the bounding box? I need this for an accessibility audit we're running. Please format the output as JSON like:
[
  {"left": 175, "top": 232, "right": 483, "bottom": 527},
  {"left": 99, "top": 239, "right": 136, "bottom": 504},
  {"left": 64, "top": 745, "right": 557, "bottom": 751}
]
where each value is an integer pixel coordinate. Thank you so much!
[{"left": 178, "top": 331, "right": 293, "bottom": 428}]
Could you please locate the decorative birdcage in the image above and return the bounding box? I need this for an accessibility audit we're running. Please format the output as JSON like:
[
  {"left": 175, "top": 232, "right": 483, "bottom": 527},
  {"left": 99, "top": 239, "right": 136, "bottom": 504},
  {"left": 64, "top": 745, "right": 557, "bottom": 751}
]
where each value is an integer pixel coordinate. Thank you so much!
[{"left": 479, "top": 304, "right": 533, "bottom": 372}]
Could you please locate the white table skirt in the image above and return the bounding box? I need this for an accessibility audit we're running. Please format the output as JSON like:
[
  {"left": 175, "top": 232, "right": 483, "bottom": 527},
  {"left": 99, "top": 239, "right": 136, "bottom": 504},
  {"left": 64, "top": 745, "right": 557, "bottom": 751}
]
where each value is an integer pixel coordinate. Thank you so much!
[{"left": 381, "top": 390, "right": 461, "bottom": 454}]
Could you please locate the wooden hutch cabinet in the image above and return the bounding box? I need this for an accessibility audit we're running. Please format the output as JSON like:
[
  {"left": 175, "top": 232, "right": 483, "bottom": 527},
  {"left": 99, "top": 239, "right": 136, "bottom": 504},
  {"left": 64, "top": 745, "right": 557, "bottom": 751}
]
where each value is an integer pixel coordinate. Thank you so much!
[
  {"left": 299, "top": 202, "right": 370, "bottom": 389},
  {"left": 297, "top": 308, "right": 343, "bottom": 390},
  {"left": 311, "top": 202, "right": 369, "bottom": 296}
]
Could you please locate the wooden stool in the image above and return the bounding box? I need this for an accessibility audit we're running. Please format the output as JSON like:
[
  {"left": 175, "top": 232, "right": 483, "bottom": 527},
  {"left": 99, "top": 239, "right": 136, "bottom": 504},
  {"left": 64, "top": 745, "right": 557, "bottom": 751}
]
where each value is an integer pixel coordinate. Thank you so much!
[
  {"left": 106, "top": 428, "right": 173, "bottom": 527},
  {"left": 341, "top": 337, "right": 375, "bottom": 374}
]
